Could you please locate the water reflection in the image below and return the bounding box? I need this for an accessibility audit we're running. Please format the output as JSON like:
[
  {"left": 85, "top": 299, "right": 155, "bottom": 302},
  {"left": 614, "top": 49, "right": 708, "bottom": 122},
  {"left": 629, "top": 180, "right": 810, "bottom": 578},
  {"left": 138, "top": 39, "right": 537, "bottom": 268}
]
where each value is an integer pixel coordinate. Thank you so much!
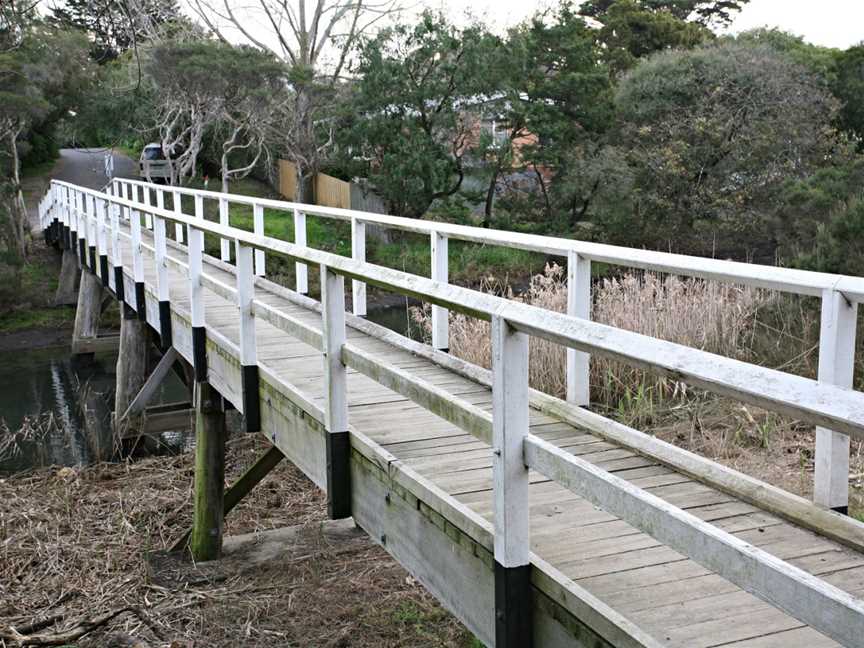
[{"left": 0, "top": 347, "right": 188, "bottom": 474}]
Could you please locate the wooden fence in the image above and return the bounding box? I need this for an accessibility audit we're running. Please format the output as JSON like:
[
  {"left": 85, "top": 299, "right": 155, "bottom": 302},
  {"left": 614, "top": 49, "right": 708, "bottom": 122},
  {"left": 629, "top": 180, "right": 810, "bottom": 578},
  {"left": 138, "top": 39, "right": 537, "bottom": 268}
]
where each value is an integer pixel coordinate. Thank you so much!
[{"left": 278, "top": 159, "right": 351, "bottom": 210}]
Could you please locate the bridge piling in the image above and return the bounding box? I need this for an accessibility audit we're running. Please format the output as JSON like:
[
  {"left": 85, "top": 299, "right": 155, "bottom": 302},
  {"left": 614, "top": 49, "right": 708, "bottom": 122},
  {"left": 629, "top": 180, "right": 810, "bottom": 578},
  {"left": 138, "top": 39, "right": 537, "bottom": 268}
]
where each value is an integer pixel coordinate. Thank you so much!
[
  {"left": 190, "top": 380, "right": 227, "bottom": 561},
  {"left": 115, "top": 311, "right": 150, "bottom": 437}
]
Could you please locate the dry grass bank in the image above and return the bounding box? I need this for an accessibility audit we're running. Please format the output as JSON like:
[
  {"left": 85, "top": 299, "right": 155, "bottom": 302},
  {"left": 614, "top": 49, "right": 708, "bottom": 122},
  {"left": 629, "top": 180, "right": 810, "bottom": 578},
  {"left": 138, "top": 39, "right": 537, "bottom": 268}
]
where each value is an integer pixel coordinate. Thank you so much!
[{"left": 0, "top": 434, "right": 473, "bottom": 647}]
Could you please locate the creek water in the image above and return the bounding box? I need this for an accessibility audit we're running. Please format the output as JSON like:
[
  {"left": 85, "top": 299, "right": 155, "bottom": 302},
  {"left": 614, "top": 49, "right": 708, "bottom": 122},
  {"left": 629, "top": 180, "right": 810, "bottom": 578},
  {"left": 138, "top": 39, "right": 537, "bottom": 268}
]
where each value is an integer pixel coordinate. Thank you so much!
[{"left": 0, "top": 303, "right": 418, "bottom": 475}]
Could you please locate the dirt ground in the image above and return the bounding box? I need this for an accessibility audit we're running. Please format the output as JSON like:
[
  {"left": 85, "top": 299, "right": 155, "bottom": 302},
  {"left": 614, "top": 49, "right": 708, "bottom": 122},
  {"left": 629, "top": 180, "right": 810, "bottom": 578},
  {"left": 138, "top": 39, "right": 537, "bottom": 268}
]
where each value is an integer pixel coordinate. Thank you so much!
[{"left": 0, "top": 434, "right": 475, "bottom": 647}]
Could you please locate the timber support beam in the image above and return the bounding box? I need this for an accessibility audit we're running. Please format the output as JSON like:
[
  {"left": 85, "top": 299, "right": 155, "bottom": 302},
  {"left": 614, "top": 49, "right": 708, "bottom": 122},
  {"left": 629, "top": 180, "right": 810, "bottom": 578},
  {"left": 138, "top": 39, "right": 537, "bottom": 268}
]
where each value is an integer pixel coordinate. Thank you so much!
[{"left": 190, "top": 381, "right": 227, "bottom": 561}]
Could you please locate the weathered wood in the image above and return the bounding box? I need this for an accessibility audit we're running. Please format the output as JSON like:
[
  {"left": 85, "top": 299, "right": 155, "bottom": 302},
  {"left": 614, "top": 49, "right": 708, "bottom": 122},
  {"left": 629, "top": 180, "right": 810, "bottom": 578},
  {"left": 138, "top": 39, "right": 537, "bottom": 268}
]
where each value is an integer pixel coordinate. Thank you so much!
[
  {"left": 72, "top": 269, "right": 104, "bottom": 355},
  {"left": 523, "top": 434, "right": 864, "bottom": 648},
  {"left": 115, "top": 316, "right": 150, "bottom": 437},
  {"left": 190, "top": 381, "right": 227, "bottom": 561},
  {"left": 351, "top": 218, "right": 366, "bottom": 316},
  {"left": 815, "top": 288, "right": 858, "bottom": 512},
  {"left": 55, "top": 249, "right": 80, "bottom": 305},
  {"left": 566, "top": 250, "right": 590, "bottom": 406},
  {"left": 170, "top": 444, "right": 284, "bottom": 552},
  {"left": 293, "top": 208, "right": 308, "bottom": 294},
  {"left": 431, "top": 231, "right": 448, "bottom": 350},
  {"left": 121, "top": 348, "right": 179, "bottom": 419}
]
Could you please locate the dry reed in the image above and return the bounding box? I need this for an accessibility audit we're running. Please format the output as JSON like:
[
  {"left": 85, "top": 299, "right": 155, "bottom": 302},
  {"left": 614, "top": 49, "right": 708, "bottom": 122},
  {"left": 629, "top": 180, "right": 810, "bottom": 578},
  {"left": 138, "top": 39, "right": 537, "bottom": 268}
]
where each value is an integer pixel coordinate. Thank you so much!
[{"left": 413, "top": 265, "right": 769, "bottom": 417}]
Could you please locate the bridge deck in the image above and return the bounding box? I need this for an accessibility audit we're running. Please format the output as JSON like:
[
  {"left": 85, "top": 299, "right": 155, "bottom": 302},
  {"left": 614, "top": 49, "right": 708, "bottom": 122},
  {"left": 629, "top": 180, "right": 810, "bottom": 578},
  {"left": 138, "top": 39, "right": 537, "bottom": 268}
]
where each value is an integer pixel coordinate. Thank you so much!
[{"left": 113, "top": 224, "right": 864, "bottom": 648}]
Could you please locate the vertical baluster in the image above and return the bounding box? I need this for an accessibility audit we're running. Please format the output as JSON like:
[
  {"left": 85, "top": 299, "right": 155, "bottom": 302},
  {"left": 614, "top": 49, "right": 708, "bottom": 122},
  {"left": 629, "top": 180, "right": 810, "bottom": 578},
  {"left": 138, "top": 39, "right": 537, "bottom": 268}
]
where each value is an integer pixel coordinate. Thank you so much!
[
  {"left": 60, "top": 185, "right": 69, "bottom": 250},
  {"left": 814, "top": 289, "right": 858, "bottom": 513},
  {"left": 321, "top": 264, "right": 350, "bottom": 519},
  {"left": 219, "top": 197, "right": 230, "bottom": 261},
  {"left": 188, "top": 223, "right": 207, "bottom": 382},
  {"left": 253, "top": 203, "right": 265, "bottom": 276},
  {"left": 131, "top": 194, "right": 146, "bottom": 322},
  {"left": 294, "top": 208, "right": 308, "bottom": 294},
  {"left": 97, "top": 197, "right": 109, "bottom": 287},
  {"left": 173, "top": 190, "right": 184, "bottom": 243},
  {"left": 491, "top": 315, "right": 532, "bottom": 648},
  {"left": 351, "top": 218, "right": 366, "bottom": 316},
  {"left": 110, "top": 187, "right": 124, "bottom": 303},
  {"left": 566, "top": 250, "right": 591, "bottom": 406},
  {"left": 154, "top": 206, "right": 172, "bottom": 348},
  {"left": 76, "top": 190, "right": 86, "bottom": 268},
  {"left": 236, "top": 241, "right": 260, "bottom": 432},
  {"left": 87, "top": 194, "right": 97, "bottom": 272},
  {"left": 143, "top": 185, "right": 153, "bottom": 230},
  {"left": 431, "top": 232, "right": 449, "bottom": 351}
]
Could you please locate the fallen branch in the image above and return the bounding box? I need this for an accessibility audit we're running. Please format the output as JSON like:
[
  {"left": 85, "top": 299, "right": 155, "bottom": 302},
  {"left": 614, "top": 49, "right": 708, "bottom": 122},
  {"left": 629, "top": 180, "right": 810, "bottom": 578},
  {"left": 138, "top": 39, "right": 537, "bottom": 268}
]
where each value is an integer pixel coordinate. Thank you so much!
[{"left": 1, "top": 607, "right": 135, "bottom": 646}]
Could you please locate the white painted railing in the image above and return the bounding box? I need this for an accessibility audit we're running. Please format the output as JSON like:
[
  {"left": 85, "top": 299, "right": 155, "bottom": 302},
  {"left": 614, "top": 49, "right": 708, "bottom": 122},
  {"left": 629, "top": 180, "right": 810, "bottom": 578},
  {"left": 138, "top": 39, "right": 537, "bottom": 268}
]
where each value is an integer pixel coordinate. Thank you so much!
[
  {"left": 105, "top": 177, "right": 864, "bottom": 515},
  {"left": 43, "top": 179, "right": 864, "bottom": 646}
]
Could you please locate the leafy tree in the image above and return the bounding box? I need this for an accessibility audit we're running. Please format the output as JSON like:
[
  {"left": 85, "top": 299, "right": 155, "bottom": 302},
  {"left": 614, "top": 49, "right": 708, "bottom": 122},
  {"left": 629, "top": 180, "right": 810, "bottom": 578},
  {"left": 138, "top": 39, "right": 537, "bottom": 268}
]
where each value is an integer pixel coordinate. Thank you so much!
[
  {"left": 796, "top": 197, "right": 864, "bottom": 277},
  {"left": 51, "top": 0, "right": 184, "bottom": 63},
  {"left": 496, "top": 4, "right": 614, "bottom": 221},
  {"left": 832, "top": 45, "right": 864, "bottom": 150},
  {"left": 733, "top": 28, "right": 838, "bottom": 81},
  {"left": 147, "top": 40, "right": 285, "bottom": 186},
  {"left": 342, "top": 12, "right": 502, "bottom": 217},
  {"left": 580, "top": 0, "right": 750, "bottom": 28},
  {"left": 0, "top": 18, "right": 92, "bottom": 277},
  {"left": 608, "top": 41, "right": 840, "bottom": 256},
  {"left": 583, "top": 0, "right": 712, "bottom": 75}
]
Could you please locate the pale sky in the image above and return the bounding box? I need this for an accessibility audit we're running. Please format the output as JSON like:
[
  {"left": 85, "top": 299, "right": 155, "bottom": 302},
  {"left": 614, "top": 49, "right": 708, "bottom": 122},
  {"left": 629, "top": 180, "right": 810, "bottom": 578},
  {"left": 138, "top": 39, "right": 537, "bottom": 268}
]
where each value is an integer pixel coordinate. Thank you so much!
[{"left": 421, "top": 0, "right": 864, "bottom": 49}]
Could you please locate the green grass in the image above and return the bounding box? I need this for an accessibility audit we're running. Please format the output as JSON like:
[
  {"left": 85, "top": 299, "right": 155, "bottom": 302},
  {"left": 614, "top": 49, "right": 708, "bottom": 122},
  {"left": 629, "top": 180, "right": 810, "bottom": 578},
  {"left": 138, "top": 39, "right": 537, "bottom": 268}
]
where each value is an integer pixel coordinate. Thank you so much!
[{"left": 193, "top": 176, "right": 547, "bottom": 288}]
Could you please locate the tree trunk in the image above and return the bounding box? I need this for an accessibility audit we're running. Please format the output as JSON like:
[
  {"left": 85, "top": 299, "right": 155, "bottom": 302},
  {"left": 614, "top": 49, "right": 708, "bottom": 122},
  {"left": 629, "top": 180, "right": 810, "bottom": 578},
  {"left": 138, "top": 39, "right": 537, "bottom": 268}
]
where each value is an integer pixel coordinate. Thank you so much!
[
  {"left": 55, "top": 249, "right": 81, "bottom": 305},
  {"left": 483, "top": 167, "right": 501, "bottom": 228},
  {"left": 190, "top": 380, "right": 226, "bottom": 561}
]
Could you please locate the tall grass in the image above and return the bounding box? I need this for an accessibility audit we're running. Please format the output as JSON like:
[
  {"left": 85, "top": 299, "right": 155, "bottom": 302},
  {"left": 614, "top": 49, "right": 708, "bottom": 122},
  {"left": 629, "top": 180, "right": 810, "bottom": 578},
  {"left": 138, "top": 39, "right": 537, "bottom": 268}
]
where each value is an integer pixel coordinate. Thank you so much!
[{"left": 413, "top": 265, "right": 773, "bottom": 421}]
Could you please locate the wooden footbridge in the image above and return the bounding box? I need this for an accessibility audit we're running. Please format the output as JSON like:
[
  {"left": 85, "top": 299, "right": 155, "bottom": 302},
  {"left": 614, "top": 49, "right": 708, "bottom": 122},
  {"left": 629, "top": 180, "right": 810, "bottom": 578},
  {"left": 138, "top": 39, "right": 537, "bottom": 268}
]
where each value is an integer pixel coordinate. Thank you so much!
[{"left": 39, "top": 178, "right": 864, "bottom": 647}]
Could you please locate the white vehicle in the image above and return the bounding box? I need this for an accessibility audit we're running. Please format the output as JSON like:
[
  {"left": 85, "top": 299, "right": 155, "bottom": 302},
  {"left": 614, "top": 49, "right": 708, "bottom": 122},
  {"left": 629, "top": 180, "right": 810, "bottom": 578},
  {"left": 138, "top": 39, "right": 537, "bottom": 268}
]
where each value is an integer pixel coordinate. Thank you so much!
[{"left": 139, "top": 143, "right": 172, "bottom": 183}]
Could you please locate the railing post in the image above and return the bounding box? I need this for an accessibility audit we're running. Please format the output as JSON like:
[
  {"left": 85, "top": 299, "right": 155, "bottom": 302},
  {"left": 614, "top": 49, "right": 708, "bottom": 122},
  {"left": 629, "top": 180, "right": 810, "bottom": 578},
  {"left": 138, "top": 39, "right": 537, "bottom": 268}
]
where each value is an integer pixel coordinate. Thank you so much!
[
  {"left": 96, "top": 197, "right": 109, "bottom": 288},
  {"left": 236, "top": 240, "right": 260, "bottom": 432},
  {"left": 491, "top": 315, "right": 532, "bottom": 648},
  {"left": 173, "top": 190, "right": 184, "bottom": 243},
  {"left": 188, "top": 223, "right": 207, "bottom": 382},
  {"left": 321, "top": 264, "right": 350, "bottom": 519},
  {"left": 294, "top": 208, "right": 308, "bottom": 294},
  {"left": 73, "top": 189, "right": 83, "bottom": 266},
  {"left": 351, "top": 218, "right": 366, "bottom": 316},
  {"left": 143, "top": 185, "right": 153, "bottom": 230},
  {"left": 431, "top": 231, "right": 448, "bottom": 351},
  {"left": 219, "top": 197, "right": 231, "bottom": 262},
  {"left": 154, "top": 209, "right": 172, "bottom": 349},
  {"left": 253, "top": 203, "right": 265, "bottom": 276},
  {"left": 131, "top": 198, "right": 146, "bottom": 322},
  {"left": 814, "top": 289, "right": 858, "bottom": 513},
  {"left": 109, "top": 188, "right": 124, "bottom": 303},
  {"left": 566, "top": 250, "right": 591, "bottom": 406},
  {"left": 86, "top": 194, "right": 97, "bottom": 272}
]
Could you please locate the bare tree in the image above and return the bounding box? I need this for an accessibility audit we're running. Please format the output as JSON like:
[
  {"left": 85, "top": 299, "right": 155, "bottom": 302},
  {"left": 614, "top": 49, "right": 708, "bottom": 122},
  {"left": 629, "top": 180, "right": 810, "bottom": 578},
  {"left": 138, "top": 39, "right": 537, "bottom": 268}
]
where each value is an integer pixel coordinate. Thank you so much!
[{"left": 188, "top": 0, "right": 401, "bottom": 201}]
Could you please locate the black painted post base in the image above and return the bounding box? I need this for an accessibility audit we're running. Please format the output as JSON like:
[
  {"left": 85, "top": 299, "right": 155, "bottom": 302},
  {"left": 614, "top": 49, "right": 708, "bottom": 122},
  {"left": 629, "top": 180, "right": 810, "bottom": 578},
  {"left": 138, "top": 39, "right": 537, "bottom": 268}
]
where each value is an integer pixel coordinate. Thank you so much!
[
  {"left": 158, "top": 300, "right": 172, "bottom": 349},
  {"left": 135, "top": 282, "right": 147, "bottom": 322},
  {"left": 833, "top": 505, "right": 849, "bottom": 516},
  {"left": 192, "top": 326, "right": 208, "bottom": 382},
  {"left": 241, "top": 364, "right": 261, "bottom": 432},
  {"left": 99, "top": 255, "right": 110, "bottom": 288},
  {"left": 63, "top": 225, "right": 70, "bottom": 250},
  {"left": 326, "top": 430, "right": 351, "bottom": 520},
  {"left": 88, "top": 245, "right": 97, "bottom": 274},
  {"left": 494, "top": 562, "right": 533, "bottom": 648},
  {"left": 78, "top": 238, "right": 86, "bottom": 268},
  {"left": 114, "top": 267, "right": 125, "bottom": 303}
]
